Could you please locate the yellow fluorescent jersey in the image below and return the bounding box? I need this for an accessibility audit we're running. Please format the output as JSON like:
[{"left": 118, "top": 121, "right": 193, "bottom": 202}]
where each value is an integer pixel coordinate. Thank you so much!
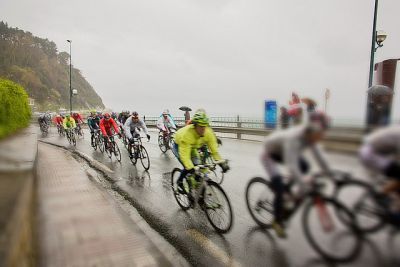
[
  {"left": 62, "top": 117, "right": 76, "bottom": 129},
  {"left": 174, "top": 124, "right": 222, "bottom": 170}
]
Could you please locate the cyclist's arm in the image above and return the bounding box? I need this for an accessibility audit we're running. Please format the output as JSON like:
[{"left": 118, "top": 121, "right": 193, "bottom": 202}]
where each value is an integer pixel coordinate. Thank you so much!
[
  {"left": 124, "top": 117, "right": 133, "bottom": 139},
  {"left": 140, "top": 121, "right": 149, "bottom": 135},
  {"left": 310, "top": 144, "right": 331, "bottom": 174},
  {"left": 206, "top": 130, "right": 222, "bottom": 161},
  {"left": 111, "top": 119, "right": 119, "bottom": 134},
  {"left": 99, "top": 120, "right": 108, "bottom": 137},
  {"left": 179, "top": 141, "right": 195, "bottom": 170},
  {"left": 62, "top": 119, "right": 68, "bottom": 129},
  {"left": 283, "top": 138, "right": 303, "bottom": 181}
]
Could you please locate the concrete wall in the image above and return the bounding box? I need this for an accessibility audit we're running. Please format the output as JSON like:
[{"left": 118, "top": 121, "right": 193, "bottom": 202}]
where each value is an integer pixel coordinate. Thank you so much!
[{"left": 0, "top": 126, "right": 37, "bottom": 267}]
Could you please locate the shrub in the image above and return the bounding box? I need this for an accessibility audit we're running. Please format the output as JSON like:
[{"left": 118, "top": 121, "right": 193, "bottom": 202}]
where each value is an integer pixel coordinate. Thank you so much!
[{"left": 0, "top": 79, "right": 31, "bottom": 139}]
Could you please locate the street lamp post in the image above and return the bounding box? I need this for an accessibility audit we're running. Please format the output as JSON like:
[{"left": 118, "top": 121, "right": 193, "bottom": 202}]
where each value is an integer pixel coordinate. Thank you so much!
[
  {"left": 67, "top": 40, "right": 72, "bottom": 114},
  {"left": 368, "top": 0, "right": 387, "bottom": 87}
]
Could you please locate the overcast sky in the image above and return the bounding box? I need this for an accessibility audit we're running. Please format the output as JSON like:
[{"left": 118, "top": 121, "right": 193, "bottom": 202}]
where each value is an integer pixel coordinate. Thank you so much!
[{"left": 1, "top": 0, "right": 399, "bottom": 121}]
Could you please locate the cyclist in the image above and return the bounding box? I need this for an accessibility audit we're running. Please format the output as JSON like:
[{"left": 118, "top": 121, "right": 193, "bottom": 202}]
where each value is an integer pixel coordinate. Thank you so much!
[
  {"left": 157, "top": 109, "right": 177, "bottom": 140},
  {"left": 87, "top": 110, "right": 100, "bottom": 146},
  {"left": 172, "top": 110, "right": 230, "bottom": 193},
  {"left": 54, "top": 114, "right": 63, "bottom": 127},
  {"left": 124, "top": 111, "right": 150, "bottom": 144},
  {"left": 99, "top": 113, "right": 120, "bottom": 150},
  {"left": 62, "top": 114, "right": 76, "bottom": 138},
  {"left": 118, "top": 110, "right": 130, "bottom": 125},
  {"left": 72, "top": 112, "right": 84, "bottom": 134},
  {"left": 260, "top": 111, "right": 331, "bottom": 237},
  {"left": 359, "top": 125, "right": 400, "bottom": 217},
  {"left": 38, "top": 112, "right": 51, "bottom": 128}
]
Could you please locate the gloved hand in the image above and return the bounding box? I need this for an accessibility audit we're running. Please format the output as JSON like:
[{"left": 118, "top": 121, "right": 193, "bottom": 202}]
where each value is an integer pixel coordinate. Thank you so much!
[
  {"left": 218, "top": 161, "right": 230, "bottom": 173},
  {"left": 117, "top": 133, "right": 122, "bottom": 139},
  {"left": 147, "top": 134, "right": 151, "bottom": 141}
]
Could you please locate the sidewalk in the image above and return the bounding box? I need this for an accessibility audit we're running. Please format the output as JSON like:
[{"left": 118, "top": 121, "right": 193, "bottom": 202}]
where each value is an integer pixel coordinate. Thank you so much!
[{"left": 36, "top": 143, "right": 176, "bottom": 267}]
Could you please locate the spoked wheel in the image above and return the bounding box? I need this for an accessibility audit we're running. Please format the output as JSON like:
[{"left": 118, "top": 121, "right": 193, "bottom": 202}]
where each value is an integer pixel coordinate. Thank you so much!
[
  {"left": 203, "top": 180, "right": 233, "bottom": 233},
  {"left": 92, "top": 137, "right": 98, "bottom": 151},
  {"left": 171, "top": 168, "right": 191, "bottom": 210},
  {"left": 114, "top": 142, "right": 122, "bottom": 162},
  {"left": 71, "top": 133, "right": 76, "bottom": 147},
  {"left": 158, "top": 135, "right": 168, "bottom": 153},
  {"left": 105, "top": 142, "right": 112, "bottom": 158},
  {"left": 129, "top": 144, "right": 137, "bottom": 165},
  {"left": 245, "top": 177, "right": 274, "bottom": 228},
  {"left": 123, "top": 135, "right": 129, "bottom": 149},
  {"left": 98, "top": 137, "right": 105, "bottom": 153},
  {"left": 302, "top": 196, "right": 362, "bottom": 263},
  {"left": 335, "top": 180, "right": 385, "bottom": 233},
  {"left": 139, "top": 145, "right": 150, "bottom": 170}
]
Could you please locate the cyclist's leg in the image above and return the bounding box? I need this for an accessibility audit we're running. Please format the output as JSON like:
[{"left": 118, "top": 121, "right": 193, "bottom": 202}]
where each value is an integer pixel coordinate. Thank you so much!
[{"left": 261, "top": 151, "right": 285, "bottom": 223}]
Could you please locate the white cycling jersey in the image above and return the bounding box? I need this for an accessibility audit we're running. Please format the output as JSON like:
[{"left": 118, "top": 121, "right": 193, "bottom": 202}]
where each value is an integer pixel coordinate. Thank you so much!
[{"left": 124, "top": 116, "right": 149, "bottom": 139}]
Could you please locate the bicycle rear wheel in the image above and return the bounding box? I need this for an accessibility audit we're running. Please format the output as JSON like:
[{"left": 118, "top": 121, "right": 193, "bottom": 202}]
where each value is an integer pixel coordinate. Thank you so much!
[
  {"left": 335, "top": 180, "right": 385, "bottom": 233},
  {"left": 302, "top": 196, "right": 362, "bottom": 262},
  {"left": 171, "top": 168, "right": 191, "bottom": 210},
  {"left": 203, "top": 181, "right": 233, "bottom": 233},
  {"left": 99, "top": 137, "right": 105, "bottom": 153},
  {"left": 139, "top": 145, "right": 150, "bottom": 170},
  {"left": 245, "top": 177, "right": 274, "bottom": 228}
]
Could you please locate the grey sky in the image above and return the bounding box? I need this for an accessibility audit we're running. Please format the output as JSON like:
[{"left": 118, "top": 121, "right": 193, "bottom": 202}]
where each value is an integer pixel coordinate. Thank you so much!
[{"left": 1, "top": 0, "right": 399, "bottom": 121}]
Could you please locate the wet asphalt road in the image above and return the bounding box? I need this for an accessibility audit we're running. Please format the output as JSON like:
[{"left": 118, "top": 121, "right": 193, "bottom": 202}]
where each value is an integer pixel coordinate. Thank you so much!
[{"left": 38, "top": 127, "right": 400, "bottom": 267}]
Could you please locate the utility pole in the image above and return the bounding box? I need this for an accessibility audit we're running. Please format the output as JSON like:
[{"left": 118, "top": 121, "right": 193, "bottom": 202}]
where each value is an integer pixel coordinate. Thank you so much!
[{"left": 67, "top": 40, "right": 72, "bottom": 114}]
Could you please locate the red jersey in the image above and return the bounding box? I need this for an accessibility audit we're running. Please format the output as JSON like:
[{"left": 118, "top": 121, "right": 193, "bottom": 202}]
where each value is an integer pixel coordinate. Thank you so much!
[
  {"left": 72, "top": 113, "right": 83, "bottom": 123},
  {"left": 99, "top": 118, "right": 119, "bottom": 137},
  {"left": 54, "top": 116, "right": 63, "bottom": 124}
]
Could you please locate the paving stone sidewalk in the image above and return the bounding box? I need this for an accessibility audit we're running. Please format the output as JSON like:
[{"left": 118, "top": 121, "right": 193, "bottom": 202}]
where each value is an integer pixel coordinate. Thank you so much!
[{"left": 37, "top": 143, "right": 174, "bottom": 267}]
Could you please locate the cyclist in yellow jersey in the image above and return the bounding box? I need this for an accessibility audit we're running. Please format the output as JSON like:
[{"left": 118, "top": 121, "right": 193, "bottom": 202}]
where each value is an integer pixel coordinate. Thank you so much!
[
  {"left": 172, "top": 110, "right": 229, "bottom": 192},
  {"left": 63, "top": 114, "right": 76, "bottom": 130}
]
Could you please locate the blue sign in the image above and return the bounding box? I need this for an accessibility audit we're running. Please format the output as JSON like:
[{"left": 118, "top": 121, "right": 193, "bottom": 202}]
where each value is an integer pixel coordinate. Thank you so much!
[{"left": 264, "top": 100, "right": 277, "bottom": 128}]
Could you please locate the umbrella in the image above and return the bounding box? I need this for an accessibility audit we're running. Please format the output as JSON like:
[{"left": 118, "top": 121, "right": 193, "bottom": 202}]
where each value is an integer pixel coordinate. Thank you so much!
[
  {"left": 368, "top": 85, "right": 393, "bottom": 96},
  {"left": 179, "top": 106, "right": 192, "bottom": 112}
]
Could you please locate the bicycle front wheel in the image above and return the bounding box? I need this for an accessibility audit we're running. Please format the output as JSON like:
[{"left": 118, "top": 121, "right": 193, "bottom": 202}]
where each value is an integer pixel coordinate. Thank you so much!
[
  {"left": 139, "top": 145, "right": 150, "bottom": 170},
  {"left": 99, "top": 137, "right": 105, "bottom": 153},
  {"left": 302, "top": 196, "right": 362, "bottom": 263},
  {"left": 114, "top": 142, "right": 122, "bottom": 162},
  {"left": 245, "top": 177, "right": 274, "bottom": 228},
  {"left": 158, "top": 135, "right": 167, "bottom": 153},
  {"left": 71, "top": 133, "right": 76, "bottom": 147},
  {"left": 171, "top": 168, "right": 191, "bottom": 210},
  {"left": 203, "top": 181, "right": 233, "bottom": 233}
]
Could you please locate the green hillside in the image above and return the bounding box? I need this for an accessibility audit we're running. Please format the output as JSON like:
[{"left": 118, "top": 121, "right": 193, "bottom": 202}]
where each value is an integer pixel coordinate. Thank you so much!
[{"left": 0, "top": 21, "right": 105, "bottom": 111}]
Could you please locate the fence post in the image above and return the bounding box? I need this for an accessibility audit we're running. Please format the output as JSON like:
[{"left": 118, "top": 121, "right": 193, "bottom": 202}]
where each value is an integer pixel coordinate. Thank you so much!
[{"left": 236, "top": 115, "right": 241, "bottom": 139}]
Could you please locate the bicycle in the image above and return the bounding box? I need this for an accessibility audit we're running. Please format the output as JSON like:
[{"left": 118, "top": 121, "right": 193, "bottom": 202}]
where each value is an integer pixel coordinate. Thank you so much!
[
  {"left": 92, "top": 129, "right": 104, "bottom": 152},
  {"left": 334, "top": 176, "right": 400, "bottom": 234},
  {"left": 57, "top": 124, "right": 64, "bottom": 136},
  {"left": 171, "top": 162, "right": 233, "bottom": 233},
  {"left": 245, "top": 174, "right": 361, "bottom": 262},
  {"left": 65, "top": 128, "right": 76, "bottom": 147},
  {"left": 104, "top": 134, "right": 122, "bottom": 162},
  {"left": 39, "top": 121, "right": 49, "bottom": 135},
  {"left": 198, "top": 145, "right": 225, "bottom": 184},
  {"left": 158, "top": 129, "right": 175, "bottom": 153},
  {"left": 119, "top": 126, "right": 129, "bottom": 149},
  {"left": 128, "top": 136, "right": 150, "bottom": 170}
]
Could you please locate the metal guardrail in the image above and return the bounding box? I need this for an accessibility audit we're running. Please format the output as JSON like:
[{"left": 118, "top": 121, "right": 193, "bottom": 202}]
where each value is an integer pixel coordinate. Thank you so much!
[{"left": 144, "top": 116, "right": 364, "bottom": 153}]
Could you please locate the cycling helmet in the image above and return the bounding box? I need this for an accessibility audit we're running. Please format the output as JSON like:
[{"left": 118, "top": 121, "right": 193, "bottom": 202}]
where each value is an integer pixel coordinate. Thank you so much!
[
  {"left": 132, "top": 111, "right": 139, "bottom": 118},
  {"left": 192, "top": 110, "right": 209, "bottom": 126},
  {"left": 111, "top": 112, "right": 117, "bottom": 119},
  {"left": 162, "top": 109, "right": 169, "bottom": 115},
  {"left": 66, "top": 114, "right": 71, "bottom": 118},
  {"left": 104, "top": 113, "right": 111, "bottom": 119}
]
